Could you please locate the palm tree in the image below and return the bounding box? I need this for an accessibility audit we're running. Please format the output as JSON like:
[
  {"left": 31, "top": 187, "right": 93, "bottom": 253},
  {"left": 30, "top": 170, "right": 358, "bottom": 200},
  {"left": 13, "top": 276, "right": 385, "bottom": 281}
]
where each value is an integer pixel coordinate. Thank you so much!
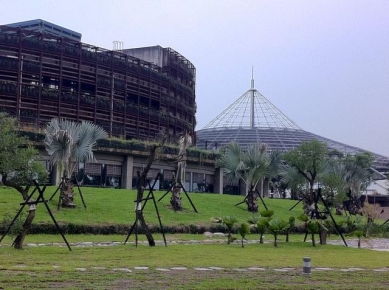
[
  {"left": 238, "top": 223, "right": 250, "bottom": 248},
  {"left": 212, "top": 216, "right": 238, "bottom": 244},
  {"left": 267, "top": 218, "right": 289, "bottom": 247},
  {"left": 354, "top": 230, "right": 364, "bottom": 248},
  {"left": 217, "top": 142, "right": 280, "bottom": 212},
  {"left": 44, "top": 118, "right": 107, "bottom": 208},
  {"left": 247, "top": 210, "right": 274, "bottom": 244},
  {"left": 285, "top": 216, "right": 295, "bottom": 242},
  {"left": 324, "top": 153, "right": 373, "bottom": 215},
  {"left": 279, "top": 166, "right": 306, "bottom": 200}
]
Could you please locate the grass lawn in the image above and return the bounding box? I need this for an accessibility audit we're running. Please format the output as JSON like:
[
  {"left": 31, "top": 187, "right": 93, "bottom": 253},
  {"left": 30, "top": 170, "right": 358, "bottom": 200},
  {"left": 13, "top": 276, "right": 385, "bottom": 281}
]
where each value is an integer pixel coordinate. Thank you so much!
[
  {"left": 1, "top": 186, "right": 389, "bottom": 289},
  {"left": 0, "top": 186, "right": 357, "bottom": 229},
  {"left": 1, "top": 240, "right": 389, "bottom": 289}
]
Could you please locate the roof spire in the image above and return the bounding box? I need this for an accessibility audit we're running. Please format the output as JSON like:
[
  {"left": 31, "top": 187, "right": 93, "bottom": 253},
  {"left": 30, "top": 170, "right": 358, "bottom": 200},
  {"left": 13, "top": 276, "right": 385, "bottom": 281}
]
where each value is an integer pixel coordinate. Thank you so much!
[{"left": 251, "top": 66, "right": 254, "bottom": 89}]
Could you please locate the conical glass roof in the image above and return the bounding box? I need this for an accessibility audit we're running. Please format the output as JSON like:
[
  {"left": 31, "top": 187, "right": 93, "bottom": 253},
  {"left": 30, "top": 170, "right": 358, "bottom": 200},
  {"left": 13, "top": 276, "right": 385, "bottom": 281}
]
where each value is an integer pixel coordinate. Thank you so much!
[
  {"left": 196, "top": 77, "right": 389, "bottom": 173},
  {"left": 203, "top": 79, "right": 300, "bottom": 130}
]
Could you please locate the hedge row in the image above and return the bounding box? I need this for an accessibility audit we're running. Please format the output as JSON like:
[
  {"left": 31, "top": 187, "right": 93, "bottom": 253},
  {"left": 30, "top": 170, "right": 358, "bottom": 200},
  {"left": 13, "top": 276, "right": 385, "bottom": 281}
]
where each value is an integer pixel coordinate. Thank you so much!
[{"left": 0, "top": 222, "right": 316, "bottom": 235}]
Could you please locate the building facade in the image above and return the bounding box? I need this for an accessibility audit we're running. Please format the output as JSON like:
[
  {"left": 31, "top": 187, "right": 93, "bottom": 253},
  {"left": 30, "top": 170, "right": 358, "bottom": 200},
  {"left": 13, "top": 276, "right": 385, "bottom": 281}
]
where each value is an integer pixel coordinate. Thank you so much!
[{"left": 0, "top": 20, "right": 196, "bottom": 142}]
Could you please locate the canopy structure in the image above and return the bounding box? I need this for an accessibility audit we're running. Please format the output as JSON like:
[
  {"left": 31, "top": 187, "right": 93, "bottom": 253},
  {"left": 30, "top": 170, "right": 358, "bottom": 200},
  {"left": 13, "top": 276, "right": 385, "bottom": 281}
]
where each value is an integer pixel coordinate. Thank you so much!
[{"left": 196, "top": 76, "right": 389, "bottom": 173}]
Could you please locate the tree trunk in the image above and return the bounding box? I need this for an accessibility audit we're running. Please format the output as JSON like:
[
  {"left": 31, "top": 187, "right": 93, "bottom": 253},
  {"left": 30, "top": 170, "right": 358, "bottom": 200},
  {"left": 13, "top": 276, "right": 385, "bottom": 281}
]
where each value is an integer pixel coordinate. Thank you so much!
[
  {"left": 133, "top": 136, "right": 167, "bottom": 246},
  {"left": 135, "top": 209, "right": 155, "bottom": 246},
  {"left": 259, "top": 233, "right": 264, "bottom": 244},
  {"left": 60, "top": 179, "right": 76, "bottom": 208},
  {"left": 13, "top": 209, "right": 35, "bottom": 249},
  {"left": 246, "top": 190, "right": 258, "bottom": 212},
  {"left": 311, "top": 233, "right": 316, "bottom": 247},
  {"left": 136, "top": 180, "right": 155, "bottom": 247},
  {"left": 1, "top": 179, "right": 34, "bottom": 250},
  {"left": 170, "top": 183, "right": 182, "bottom": 211},
  {"left": 273, "top": 234, "right": 278, "bottom": 247},
  {"left": 319, "top": 230, "right": 327, "bottom": 245}
]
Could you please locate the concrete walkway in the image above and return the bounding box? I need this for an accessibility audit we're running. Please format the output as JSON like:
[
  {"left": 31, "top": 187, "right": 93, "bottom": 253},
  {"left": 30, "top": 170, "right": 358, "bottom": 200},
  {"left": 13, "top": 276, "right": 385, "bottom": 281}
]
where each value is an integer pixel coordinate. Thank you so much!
[
  {"left": 11, "top": 237, "right": 387, "bottom": 251},
  {"left": 9, "top": 263, "right": 389, "bottom": 273}
]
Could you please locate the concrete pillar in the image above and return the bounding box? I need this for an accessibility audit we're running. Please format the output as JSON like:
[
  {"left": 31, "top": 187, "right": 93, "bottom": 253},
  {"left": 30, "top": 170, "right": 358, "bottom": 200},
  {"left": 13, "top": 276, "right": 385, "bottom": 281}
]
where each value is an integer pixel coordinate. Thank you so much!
[
  {"left": 263, "top": 178, "right": 269, "bottom": 198},
  {"left": 122, "top": 155, "right": 134, "bottom": 190},
  {"left": 240, "top": 180, "right": 248, "bottom": 196},
  {"left": 256, "top": 179, "right": 264, "bottom": 197},
  {"left": 190, "top": 171, "right": 193, "bottom": 192},
  {"left": 51, "top": 163, "right": 60, "bottom": 186},
  {"left": 213, "top": 167, "right": 224, "bottom": 194}
]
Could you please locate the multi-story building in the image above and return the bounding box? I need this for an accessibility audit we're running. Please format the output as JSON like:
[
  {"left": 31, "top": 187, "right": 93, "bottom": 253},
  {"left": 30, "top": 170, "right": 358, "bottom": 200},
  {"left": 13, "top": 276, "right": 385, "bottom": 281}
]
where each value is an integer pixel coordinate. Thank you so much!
[
  {"left": 0, "top": 19, "right": 196, "bottom": 142},
  {"left": 0, "top": 20, "right": 218, "bottom": 192}
]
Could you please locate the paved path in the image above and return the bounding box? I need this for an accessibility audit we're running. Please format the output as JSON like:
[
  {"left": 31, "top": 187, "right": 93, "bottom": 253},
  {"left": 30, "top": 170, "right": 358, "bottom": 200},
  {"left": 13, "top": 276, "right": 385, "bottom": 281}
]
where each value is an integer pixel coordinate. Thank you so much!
[
  {"left": 1, "top": 236, "right": 388, "bottom": 250},
  {"left": 9, "top": 263, "right": 389, "bottom": 273}
]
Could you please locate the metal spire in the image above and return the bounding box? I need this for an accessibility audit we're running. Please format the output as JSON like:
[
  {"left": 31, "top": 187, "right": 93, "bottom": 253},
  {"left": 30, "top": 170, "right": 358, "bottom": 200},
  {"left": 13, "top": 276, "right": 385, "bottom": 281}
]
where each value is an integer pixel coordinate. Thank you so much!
[
  {"left": 250, "top": 67, "right": 254, "bottom": 128},
  {"left": 202, "top": 72, "right": 301, "bottom": 130}
]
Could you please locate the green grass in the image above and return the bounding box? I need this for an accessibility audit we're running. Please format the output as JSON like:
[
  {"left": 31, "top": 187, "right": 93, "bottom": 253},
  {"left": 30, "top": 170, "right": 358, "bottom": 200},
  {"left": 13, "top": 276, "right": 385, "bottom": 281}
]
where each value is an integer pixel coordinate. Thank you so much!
[
  {"left": 1, "top": 186, "right": 389, "bottom": 289},
  {"left": 0, "top": 239, "right": 387, "bottom": 269},
  {"left": 0, "top": 242, "right": 389, "bottom": 289},
  {"left": 0, "top": 185, "right": 317, "bottom": 227}
]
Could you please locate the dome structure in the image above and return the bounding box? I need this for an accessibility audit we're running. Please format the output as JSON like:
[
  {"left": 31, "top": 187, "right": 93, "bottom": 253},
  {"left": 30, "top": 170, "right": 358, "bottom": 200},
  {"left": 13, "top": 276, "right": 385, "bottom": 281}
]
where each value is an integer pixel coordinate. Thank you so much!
[{"left": 196, "top": 75, "right": 389, "bottom": 173}]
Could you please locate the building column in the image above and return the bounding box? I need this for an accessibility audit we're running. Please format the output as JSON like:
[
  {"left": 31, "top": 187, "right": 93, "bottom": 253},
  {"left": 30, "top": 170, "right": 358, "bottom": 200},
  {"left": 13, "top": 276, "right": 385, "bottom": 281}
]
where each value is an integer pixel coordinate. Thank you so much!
[
  {"left": 214, "top": 167, "right": 224, "bottom": 194},
  {"left": 51, "top": 164, "right": 60, "bottom": 186},
  {"left": 263, "top": 178, "right": 269, "bottom": 197},
  {"left": 122, "top": 155, "right": 133, "bottom": 190},
  {"left": 240, "top": 179, "right": 248, "bottom": 196}
]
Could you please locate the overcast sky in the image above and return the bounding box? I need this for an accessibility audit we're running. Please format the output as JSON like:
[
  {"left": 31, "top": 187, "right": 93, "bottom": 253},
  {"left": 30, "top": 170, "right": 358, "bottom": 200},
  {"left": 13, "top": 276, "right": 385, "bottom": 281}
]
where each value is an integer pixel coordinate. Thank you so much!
[{"left": 2, "top": 0, "right": 388, "bottom": 156}]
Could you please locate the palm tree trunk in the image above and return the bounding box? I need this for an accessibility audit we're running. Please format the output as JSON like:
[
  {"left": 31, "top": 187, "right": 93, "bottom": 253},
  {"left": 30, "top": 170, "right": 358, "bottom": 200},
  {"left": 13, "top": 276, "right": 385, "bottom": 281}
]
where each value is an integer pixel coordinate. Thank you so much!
[
  {"left": 259, "top": 233, "right": 264, "bottom": 244},
  {"left": 60, "top": 178, "right": 76, "bottom": 208},
  {"left": 273, "top": 234, "right": 278, "bottom": 247},
  {"left": 247, "top": 189, "right": 258, "bottom": 212},
  {"left": 311, "top": 233, "right": 316, "bottom": 247}
]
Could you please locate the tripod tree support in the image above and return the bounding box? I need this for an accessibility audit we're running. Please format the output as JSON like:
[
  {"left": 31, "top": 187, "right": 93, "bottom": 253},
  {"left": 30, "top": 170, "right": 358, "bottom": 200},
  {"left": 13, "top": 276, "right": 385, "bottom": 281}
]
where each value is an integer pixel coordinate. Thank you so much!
[
  {"left": 49, "top": 174, "right": 86, "bottom": 209},
  {"left": 235, "top": 189, "right": 268, "bottom": 211},
  {"left": 158, "top": 174, "right": 198, "bottom": 213},
  {"left": 124, "top": 133, "right": 169, "bottom": 247},
  {"left": 302, "top": 189, "right": 347, "bottom": 247},
  {"left": 0, "top": 180, "right": 72, "bottom": 251},
  {"left": 124, "top": 173, "right": 167, "bottom": 247}
]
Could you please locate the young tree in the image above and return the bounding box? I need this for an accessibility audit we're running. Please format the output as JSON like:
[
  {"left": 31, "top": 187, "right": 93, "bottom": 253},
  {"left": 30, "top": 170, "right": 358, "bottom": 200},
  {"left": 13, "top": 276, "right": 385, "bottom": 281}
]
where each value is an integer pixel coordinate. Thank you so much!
[
  {"left": 248, "top": 209, "right": 274, "bottom": 244},
  {"left": 238, "top": 223, "right": 250, "bottom": 248},
  {"left": 134, "top": 133, "right": 169, "bottom": 246},
  {"left": 44, "top": 118, "right": 107, "bottom": 208},
  {"left": 283, "top": 140, "right": 328, "bottom": 213},
  {"left": 0, "top": 113, "right": 47, "bottom": 249},
  {"left": 267, "top": 218, "right": 289, "bottom": 247},
  {"left": 212, "top": 216, "right": 238, "bottom": 244}
]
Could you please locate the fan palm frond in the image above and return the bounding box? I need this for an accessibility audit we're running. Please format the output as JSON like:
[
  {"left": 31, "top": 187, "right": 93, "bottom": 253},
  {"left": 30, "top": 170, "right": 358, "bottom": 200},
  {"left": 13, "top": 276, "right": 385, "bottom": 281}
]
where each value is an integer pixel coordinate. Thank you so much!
[{"left": 45, "top": 118, "right": 108, "bottom": 177}]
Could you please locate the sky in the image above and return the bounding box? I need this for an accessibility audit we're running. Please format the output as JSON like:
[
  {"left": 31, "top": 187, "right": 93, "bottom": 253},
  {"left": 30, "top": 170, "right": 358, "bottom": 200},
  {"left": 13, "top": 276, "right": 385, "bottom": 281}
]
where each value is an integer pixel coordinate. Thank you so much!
[{"left": 2, "top": 0, "right": 389, "bottom": 156}]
